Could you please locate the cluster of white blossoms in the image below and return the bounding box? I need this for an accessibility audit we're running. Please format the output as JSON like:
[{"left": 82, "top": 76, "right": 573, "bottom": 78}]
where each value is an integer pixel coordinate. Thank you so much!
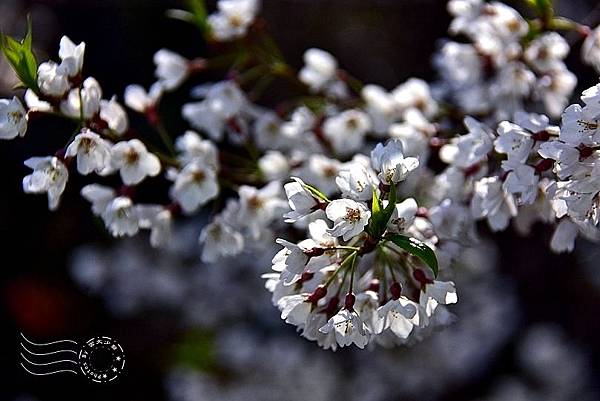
[
  {"left": 264, "top": 142, "right": 458, "bottom": 350},
  {"left": 4, "top": 0, "right": 600, "bottom": 350},
  {"left": 435, "top": 0, "right": 577, "bottom": 120},
  {"left": 6, "top": 32, "right": 217, "bottom": 245}
]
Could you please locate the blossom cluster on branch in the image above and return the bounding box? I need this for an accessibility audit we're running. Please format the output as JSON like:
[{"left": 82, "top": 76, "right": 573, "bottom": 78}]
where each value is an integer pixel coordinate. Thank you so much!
[{"left": 2, "top": 0, "right": 600, "bottom": 350}]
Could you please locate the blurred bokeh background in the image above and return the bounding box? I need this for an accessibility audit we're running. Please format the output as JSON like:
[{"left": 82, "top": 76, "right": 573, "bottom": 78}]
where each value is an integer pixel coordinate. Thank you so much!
[{"left": 1, "top": 1, "right": 600, "bottom": 400}]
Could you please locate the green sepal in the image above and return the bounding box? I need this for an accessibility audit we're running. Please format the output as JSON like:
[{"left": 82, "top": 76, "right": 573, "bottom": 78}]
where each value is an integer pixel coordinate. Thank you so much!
[
  {"left": 368, "top": 183, "right": 397, "bottom": 239},
  {"left": 302, "top": 183, "right": 330, "bottom": 203},
  {"left": 185, "top": 0, "right": 210, "bottom": 35}
]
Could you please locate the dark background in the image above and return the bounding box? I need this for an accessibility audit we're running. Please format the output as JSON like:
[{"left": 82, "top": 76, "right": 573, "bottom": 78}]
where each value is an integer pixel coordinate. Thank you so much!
[{"left": 1, "top": 1, "right": 600, "bottom": 400}]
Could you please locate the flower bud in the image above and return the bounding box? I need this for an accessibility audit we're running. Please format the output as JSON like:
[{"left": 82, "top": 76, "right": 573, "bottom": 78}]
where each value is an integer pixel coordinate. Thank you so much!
[
  {"left": 413, "top": 269, "right": 433, "bottom": 285},
  {"left": 324, "top": 296, "right": 340, "bottom": 319},
  {"left": 300, "top": 272, "right": 314, "bottom": 283},
  {"left": 307, "top": 285, "right": 327, "bottom": 304},
  {"left": 344, "top": 293, "right": 356, "bottom": 309},
  {"left": 389, "top": 282, "right": 402, "bottom": 300}
]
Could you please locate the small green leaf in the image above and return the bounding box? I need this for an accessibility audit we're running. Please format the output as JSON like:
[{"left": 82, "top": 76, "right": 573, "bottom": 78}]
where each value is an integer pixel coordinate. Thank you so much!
[
  {"left": 386, "top": 234, "right": 439, "bottom": 277},
  {"left": 367, "top": 186, "right": 382, "bottom": 237},
  {"left": 302, "top": 183, "right": 330, "bottom": 203},
  {"left": 23, "top": 16, "right": 33, "bottom": 48},
  {"left": 0, "top": 17, "right": 39, "bottom": 92},
  {"left": 371, "top": 186, "right": 382, "bottom": 215},
  {"left": 368, "top": 183, "right": 397, "bottom": 239}
]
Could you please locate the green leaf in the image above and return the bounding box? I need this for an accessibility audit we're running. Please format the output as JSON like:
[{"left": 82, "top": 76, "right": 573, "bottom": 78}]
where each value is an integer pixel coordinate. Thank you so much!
[
  {"left": 386, "top": 234, "right": 439, "bottom": 277},
  {"left": 302, "top": 183, "right": 330, "bottom": 203},
  {"left": 368, "top": 183, "right": 397, "bottom": 239},
  {"left": 0, "top": 17, "right": 39, "bottom": 92},
  {"left": 185, "top": 0, "right": 210, "bottom": 35}
]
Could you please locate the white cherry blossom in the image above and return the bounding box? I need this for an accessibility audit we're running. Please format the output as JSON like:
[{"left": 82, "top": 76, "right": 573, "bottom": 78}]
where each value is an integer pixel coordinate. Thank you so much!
[
  {"left": 60, "top": 77, "right": 102, "bottom": 119},
  {"left": 237, "top": 181, "right": 288, "bottom": 239},
  {"left": 392, "top": 78, "right": 438, "bottom": 118},
  {"left": 300, "top": 154, "right": 342, "bottom": 196},
  {"left": 58, "top": 36, "right": 85, "bottom": 77},
  {"left": 524, "top": 32, "right": 569, "bottom": 73},
  {"left": 111, "top": 139, "right": 161, "bottom": 185},
  {"left": 440, "top": 117, "right": 494, "bottom": 168},
  {"left": 336, "top": 162, "right": 378, "bottom": 201},
  {"left": 375, "top": 297, "right": 418, "bottom": 338},
  {"left": 371, "top": 139, "right": 419, "bottom": 184},
  {"left": 419, "top": 280, "right": 458, "bottom": 317},
  {"left": 538, "top": 141, "right": 583, "bottom": 180},
  {"left": 199, "top": 218, "right": 244, "bottom": 263},
  {"left": 124, "top": 83, "right": 163, "bottom": 113},
  {"left": 137, "top": 206, "right": 173, "bottom": 248},
  {"left": 560, "top": 103, "right": 600, "bottom": 146},
  {"left": 322, "top": 109, "right": 370, "bottom": 156},
  {"left": 100, "top": 96, "right": 129, "bottom": 135},
  {"left": 471, "top": 176, "right": 518, "bottom": 231},
  {"left": 258, "top": 151, "right": 290, "bottom": 181},
  {"left": 169, "top": 161, "right": 218, "bottom": 214},
  {"left": 174, "top": 130, "right": 219, "bottom": 168},
  {"left": 81, "top": 184, "right": 116, "bottom": 216},
  {"left": 494, "top": 121, "right": 534, "bottom": 165},
  {"left": 325, "top": 199, "right": 370, "bottom": 241},
  {"left": 182, "top": 81, "right": 246, "bottom": 140},
  {"left": 299, "top": 48, "right": 338, "bottom": 92},
  {"left": 65, "top": 129, "right": 112, "bottom": 175},
  {"left": 319, "top": 308, "right": 370, "bottom": 349},
  {"left": 154, "top": 49, "right": 190, "bottom": 91},
  {"left": 208, "top": 0, "right": 259, "bottom": 41},
  {"left": 0, "top": 97, "right": 27, "bottom": 139},
  {"left": 387, "top": 198, "right": 418, "bottom": 233},
  {"left": 22, "top": 156, "right": 69, "bottom": 210},
  {"left": 361, "top": 84, "right": 398, "bottom": 135},
  {"left": 277, "top": 294, "right": 312, "bottom": 326},
  {"left": 101, "top": 196, "right": 140, "bottom": 237},
  {"left": 37, "top": 61, "right": 69, "bottom": 97},
  {"left": 283, "top": 177, "right": 319, "bottom": 223},
  {"left": 24, "top": 90, "right": 52, "bottom": 113},
  {"left": 503, "top": 163, "right": 539, "bottom": 205}
]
